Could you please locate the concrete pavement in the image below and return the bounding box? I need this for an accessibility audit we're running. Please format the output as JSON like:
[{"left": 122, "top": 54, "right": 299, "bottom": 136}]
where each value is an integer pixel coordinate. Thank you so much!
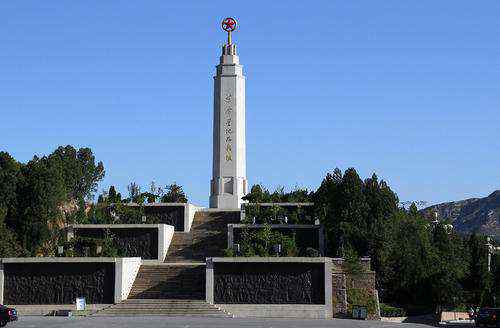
[{"left": 7, "top": 316, "right": 444, "bottom": 328}]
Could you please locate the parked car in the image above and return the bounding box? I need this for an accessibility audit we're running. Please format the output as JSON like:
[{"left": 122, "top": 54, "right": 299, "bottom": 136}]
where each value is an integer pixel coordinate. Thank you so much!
[
  {"left": 475, "top": 308, "right": 500, "bottom": 327},
  {"left": 0, "top": 305, "right": 17, "bottom": 327}
]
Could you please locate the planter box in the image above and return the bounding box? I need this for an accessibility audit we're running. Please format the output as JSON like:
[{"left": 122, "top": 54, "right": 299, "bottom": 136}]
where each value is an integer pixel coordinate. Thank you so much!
[
  {"left": 126, "top": 203, "right": 201, "bottom": 232},
  {"left": 67, "top": 224, "right": 174, "bottom": 262},
  {"left": 228, "top": 224, "right": 325, "bottom": 256}
]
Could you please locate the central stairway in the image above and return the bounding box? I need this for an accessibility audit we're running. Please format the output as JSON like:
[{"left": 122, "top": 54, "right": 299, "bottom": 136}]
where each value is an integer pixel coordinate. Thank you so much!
[
  {"left": 165, "top": 210, "right": 241, "bottom": 262},
  {"left": 95, "top": 210, "right": 240, "bottom": 317},
  {"left": 94, "top": 299, "right": 230, "bottom": 317},
  {"left": 128, "top": 264, "right": 205, "bottom": 300}
]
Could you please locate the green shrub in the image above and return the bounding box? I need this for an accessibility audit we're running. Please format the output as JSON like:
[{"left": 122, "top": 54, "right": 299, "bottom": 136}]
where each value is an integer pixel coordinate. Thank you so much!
[
  {"left": 254, "top": 244, "right": 269, "bottom": 257},
  {"left": 347, "top": 288, "right": 378, "bottom": 316},
  {"left": 59, "top": 232, "right": 121, "bottom": 257},
  {"left": 223, "top": 248, "right": 235, "bottom": 257},
  {"left": 380, "top": 303, "right": 407, "bottom": 317},
  {"left": 243, "top": 204, "right": 260, "bottom": 223},
  {"left": 342, "top": 247, "right": 364, "bottom": 274},
  {"left": 113, "top": 204, "right": 144, "bottom": 224},
  {"left": 242, "top": 203, "right": 312, "bottom": 224},
  {"left": 281, "top": 234, "right": 298, "bottom": 256},
  {"left": 306, "top": 247, "right": 321, "bottom": 257},
  {"left": 101, "top": 230, "right": 121, "bottom": 257},
  {"left": 232, "top": 224, "right": 299, "bottom": 257}
]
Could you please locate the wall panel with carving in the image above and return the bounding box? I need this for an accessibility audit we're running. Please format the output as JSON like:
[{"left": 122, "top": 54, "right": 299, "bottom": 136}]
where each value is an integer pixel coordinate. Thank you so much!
[
  {"left": 214, "top": 262, "right": 325, "bottom": 304},
  {"left": 3, "top": 263, "right": 114, "bottom": 304}
]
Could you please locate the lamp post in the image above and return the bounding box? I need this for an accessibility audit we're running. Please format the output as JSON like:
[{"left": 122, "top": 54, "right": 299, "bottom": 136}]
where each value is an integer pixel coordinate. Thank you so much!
[
  {"left": 233, "top": 243, "right": 240, "bottom": 256},
  {"left": 273, "top": 244, "right": 282, "bottom": 257},
  {"left": 486, "top": 236, "right": 494, "bottom": 273},
  {"left": 96, "top": 245, "right": 103, "bottom": 256}
]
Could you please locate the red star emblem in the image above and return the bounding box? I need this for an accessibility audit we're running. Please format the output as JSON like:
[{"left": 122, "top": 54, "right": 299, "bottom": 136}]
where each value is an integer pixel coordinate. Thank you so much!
[{"left": 222, "top": 17, "right": 237, "bottom": 32}]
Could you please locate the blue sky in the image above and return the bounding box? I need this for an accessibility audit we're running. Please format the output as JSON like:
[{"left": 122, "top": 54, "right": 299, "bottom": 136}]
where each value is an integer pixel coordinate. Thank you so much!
[{"left": 1, "top": 1, "right": 499, "bottom": 206}]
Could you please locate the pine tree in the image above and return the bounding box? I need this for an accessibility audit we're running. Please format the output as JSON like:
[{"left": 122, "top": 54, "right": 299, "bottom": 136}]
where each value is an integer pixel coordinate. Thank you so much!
[
  {"left": 108, "top": 185, "right": 121, "bottom": 203},
  {"left": 429, "top": 222, "right": 468, "bottom": 307},
  {"left": 466, "top": 233, "right": 494, "bottom": 305},
  {"left": 161, "top": 183, "right": 188, "bottom": 203}
]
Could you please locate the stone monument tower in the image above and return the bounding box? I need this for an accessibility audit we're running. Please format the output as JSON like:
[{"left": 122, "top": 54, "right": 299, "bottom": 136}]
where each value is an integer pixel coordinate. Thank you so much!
[{"left": 209, "top": 17, "right": 247, "bottom": 209}]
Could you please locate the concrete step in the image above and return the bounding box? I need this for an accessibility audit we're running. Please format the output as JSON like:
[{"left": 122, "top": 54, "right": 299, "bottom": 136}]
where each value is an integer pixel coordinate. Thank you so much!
[
  {"left": 111, "top": 304, "right": 214, "bottom": 309},
  {"left": 95, "top": 312, "right": 229, "bottom": 317},
  {"left": 101, "top": 307, "right": 219, "bottom": 314},
  {"left": 104, "top": 306, "right": 220, "bottom": 311},
  {"left": 94, "top": 299, "right": 231, "bottom": 317},
  {"left": 123, "top": 299, "right": 211, "bottom": 304},
  {"left": 164, "top": 210, "right": 240, "bottom": 262},
  {"left": 128, "top": 264, "right": 205, "bottom": 300}
]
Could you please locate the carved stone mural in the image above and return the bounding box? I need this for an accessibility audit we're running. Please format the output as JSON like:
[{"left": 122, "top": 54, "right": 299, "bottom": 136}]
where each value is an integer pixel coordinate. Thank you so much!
[
  {"left": 214, "top": 263, "right": 325, "bottom": 304},
  {"left": 75, "top": 228, "right": 158, "bottom": 259},
  {"left": 3, "top": 263, "right": 114, "bottom": 304},
  {"left": 144, "top": 206, "right": 184, "bottom": 231}
]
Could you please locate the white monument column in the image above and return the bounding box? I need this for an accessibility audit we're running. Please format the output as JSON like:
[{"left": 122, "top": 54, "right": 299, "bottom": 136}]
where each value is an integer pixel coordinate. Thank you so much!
[{"left": 210, "top": 18, "right": 247, "bottom": 209}]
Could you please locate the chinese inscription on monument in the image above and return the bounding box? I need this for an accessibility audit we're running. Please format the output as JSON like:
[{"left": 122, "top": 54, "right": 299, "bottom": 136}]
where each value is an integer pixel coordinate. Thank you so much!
[{"left": 224, "top": 93, "right": 233, "bottom": 161}]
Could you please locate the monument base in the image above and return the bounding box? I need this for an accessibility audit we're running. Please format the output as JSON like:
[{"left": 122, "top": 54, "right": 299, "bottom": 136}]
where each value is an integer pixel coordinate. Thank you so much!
[
  {"left": 209, "top": 194, "right": 242, "bottom": 210},
  {"left": 209, "top": 176, "right": 247, "bottom": 209}
]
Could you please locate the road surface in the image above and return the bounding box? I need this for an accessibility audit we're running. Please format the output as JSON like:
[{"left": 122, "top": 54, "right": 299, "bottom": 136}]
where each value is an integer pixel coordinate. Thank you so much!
[{"left": 6, "top": 316, "right": 445, "bottom": 328}]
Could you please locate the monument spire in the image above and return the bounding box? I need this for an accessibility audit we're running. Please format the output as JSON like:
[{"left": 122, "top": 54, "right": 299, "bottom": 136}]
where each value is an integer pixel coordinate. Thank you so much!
[
  {"left": 222, "top": 17, "right": 237, "bottom": 45},
  {"left": 210, "top": 17, "right": 247, "bottom": 209}
]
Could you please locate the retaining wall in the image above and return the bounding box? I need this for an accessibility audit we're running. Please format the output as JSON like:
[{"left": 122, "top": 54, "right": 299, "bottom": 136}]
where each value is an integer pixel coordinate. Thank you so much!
[
  {"left": 228, "top": 224, "right": 325, "bottom": 256},
  {"left": 206, "top": 257, "right": 332, "bottom": 319},
  {"left": 126, "top": 203, "right": 201, "bottom": 232},
  {"left": 331, "top": 257, "right": 380, "bottom": 320},
  {"left": 68, "top": 224, "right": 174, "bottom": 262},
  {"left": 0, "top": 257, "right": 141, "bottom": 305}
]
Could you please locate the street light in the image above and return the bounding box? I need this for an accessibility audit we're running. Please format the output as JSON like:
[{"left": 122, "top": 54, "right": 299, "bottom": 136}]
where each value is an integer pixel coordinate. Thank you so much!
[
  {"left": 273, "top": 244, "right": 282, "bottom": 257},
  {"left": 233, "top": 243, "right": 240, "bottom": 256},
  {"left": 486, "top": 236, "right": 494, "bottom": 272}
]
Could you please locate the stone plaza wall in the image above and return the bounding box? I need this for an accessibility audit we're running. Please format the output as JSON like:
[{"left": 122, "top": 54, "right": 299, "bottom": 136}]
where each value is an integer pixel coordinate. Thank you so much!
[
  {"left": 206, "top": 257, "right": 332, "bottom": 318},
  {"left": 0, "top": 257, "right": 141, "bottom": 305},
  {"left": 134, "top": 203, "right": 200, "bottom": 232},
  {"left": 331, "top": 257, "right": 380, "bottom": 320},
  {"left": 228, "top": 224, "right": 325, "bottom": 256},
  {"left": 3, "top": 262, "right": 114, "bottom": 304},
  {"left": 68, "top": 224, "right": 174, "bottom": 261}
]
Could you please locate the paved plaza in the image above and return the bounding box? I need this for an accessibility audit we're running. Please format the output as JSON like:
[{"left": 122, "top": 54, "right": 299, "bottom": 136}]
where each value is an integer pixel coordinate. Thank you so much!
[{"left": 6, "top": 316, "right": 444, "bottom": 328}]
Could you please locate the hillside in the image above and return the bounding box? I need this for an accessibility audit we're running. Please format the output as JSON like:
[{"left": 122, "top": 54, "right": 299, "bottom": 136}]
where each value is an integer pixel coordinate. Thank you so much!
[{"left": 421, "top": 190, "right": 500, "bottom": 237}]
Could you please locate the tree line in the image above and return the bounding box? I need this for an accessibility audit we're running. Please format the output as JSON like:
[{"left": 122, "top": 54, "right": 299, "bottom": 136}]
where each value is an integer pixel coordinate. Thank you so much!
[
  {"left": 0, "top": 146, "right": 104, "bottom": 255},
  {"left": 0, "top": 145, "right": 497, "bottom": 310},
  {"left": 245, "top": 168, "right": 498, "bottom": 311},
  {"left": 98, "top": 181, "right": 188, "bottom": 204}
]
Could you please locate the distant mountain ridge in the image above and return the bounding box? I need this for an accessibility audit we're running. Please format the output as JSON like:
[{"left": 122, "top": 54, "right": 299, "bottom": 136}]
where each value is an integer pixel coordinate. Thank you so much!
[{"left": 421, "top": 190, "right": 500, "bottom": 237}]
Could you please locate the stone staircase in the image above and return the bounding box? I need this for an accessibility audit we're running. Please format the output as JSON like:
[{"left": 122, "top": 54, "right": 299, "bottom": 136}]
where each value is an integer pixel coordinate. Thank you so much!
[
  {"left": 94, "top": 211, "right": 241, "bottom": 317},
  {"left": 128, "top": 263, "right": 205, "bottom": 300},
  {"left": 165, "top": 210, "right": 241, "bottom": 262},
  {"left": 94, "top": 299, "right": 231, "bottom": 317}
]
